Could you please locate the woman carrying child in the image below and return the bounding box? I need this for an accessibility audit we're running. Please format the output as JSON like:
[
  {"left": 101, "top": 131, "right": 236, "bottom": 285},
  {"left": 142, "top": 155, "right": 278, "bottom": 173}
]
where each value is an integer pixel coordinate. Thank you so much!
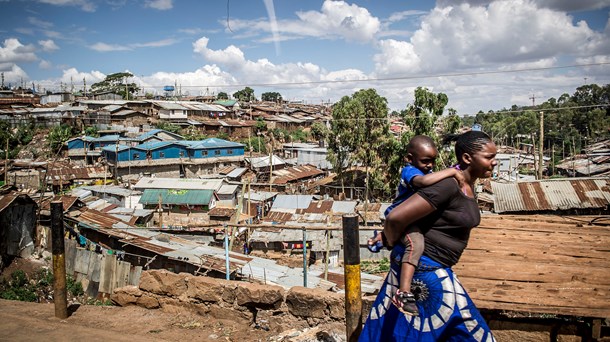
[{"left": 360, "top": 130, "right": 498, "bottom": 342}]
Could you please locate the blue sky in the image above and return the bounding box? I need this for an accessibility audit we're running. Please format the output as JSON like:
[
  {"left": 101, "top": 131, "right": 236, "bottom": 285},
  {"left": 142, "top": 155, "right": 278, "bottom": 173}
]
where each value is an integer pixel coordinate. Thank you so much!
[{"left": 1, "top": 0, "right": 609, "bottom": 114}]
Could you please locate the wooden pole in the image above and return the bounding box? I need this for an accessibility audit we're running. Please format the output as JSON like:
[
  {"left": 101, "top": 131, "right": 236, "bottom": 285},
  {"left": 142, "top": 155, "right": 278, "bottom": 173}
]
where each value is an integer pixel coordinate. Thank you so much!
[
  {"left": 51, "top": 201, "right": 68, "bottom": 319},
  {"left": 539, "top": 111, "right": 544, "bottom": 180},
  {"left": 342, "top": 214, "right": 362, "bottom": 342}
]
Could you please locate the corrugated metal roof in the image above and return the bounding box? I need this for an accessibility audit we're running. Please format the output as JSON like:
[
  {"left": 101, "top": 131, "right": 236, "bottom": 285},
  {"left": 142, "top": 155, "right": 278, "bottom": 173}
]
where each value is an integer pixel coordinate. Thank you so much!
[
  {"left": 227, "top": 167, "right": 248, "bottom": 179},
  {"left": 272, "top": 194, "right": 313, "bottom": 210},
  {"left": 81, "top": 185, "right": 140, "bottom": 197},
  {"left": 491, "top": 177, "right": 610, "bottom": 213},
  {"left": 134, "top": 177, "right": 224, "bottom": 191},
  {"left": 272, "top": 164, "right": 324, "bottom": 184},
  {"left": 139, "top": 189, "right": 215, "bottom": 206},
  {"left": 217, "top": 184, "right": 239, "bottom": 195}
]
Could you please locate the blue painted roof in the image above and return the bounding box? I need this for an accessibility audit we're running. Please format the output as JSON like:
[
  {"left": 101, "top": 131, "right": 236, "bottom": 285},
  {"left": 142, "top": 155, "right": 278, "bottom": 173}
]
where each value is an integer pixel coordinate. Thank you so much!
[
  {"left": 136, "top": 129, "right": 183, "bottom": 141},
  {"left": 136, "top": 141, "right": 186, "bottom": 151},
  {"left": 189, "top": 138, "right": 245, "bottom": 149},
  {"left": 101, "top": 144, "right": 131, "bottom": 152},
  {"left": 92, "top": 135, "right": 121, "bottom": 142}
]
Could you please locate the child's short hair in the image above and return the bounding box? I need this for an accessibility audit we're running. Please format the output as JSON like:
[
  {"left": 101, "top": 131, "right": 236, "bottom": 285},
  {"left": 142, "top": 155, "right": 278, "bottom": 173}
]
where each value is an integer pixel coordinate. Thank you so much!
[{"left": 406, "top": 135, "right": 436, "bottom": 154}]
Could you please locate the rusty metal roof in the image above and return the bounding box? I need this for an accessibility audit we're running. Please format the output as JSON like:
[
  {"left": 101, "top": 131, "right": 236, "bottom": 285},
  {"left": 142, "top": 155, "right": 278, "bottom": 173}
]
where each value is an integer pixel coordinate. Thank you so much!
[
  {"left": 0, "top": 192, "right": 36, "bottom": 213},
  {"left": 208, "top": 207, "right": 236, "bottom": 218},
  {"left": 491, "top": 177, "right": 610, "bottom": 213},
  {"left": 40, "top": 195, "right": 81, "bottom": 212},
  {"left": 272, "top": 164, "right": 324, "bottom": 184}
]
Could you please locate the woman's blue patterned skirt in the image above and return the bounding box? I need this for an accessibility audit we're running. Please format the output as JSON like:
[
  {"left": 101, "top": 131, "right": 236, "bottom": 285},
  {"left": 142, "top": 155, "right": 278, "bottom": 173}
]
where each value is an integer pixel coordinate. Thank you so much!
[{"left": 359, "top": 245, "right": 496, "bottom": 342}]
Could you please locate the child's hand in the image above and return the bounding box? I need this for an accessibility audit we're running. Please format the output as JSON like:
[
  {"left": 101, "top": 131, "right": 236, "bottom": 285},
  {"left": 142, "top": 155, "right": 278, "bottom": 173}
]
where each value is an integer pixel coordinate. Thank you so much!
[
  {"left": 367, "top": 230, "right": 384, "bottom": 253},
  {"left": 454, "top": 169, "right": 466, "bottom": 188}
]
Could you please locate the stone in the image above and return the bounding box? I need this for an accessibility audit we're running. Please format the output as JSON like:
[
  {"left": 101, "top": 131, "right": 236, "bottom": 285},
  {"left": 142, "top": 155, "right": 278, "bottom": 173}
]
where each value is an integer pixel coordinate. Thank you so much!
[
  {"left": 235, "top": 282, "right": 284, "bottom": 309},
  {"left": 110, "top": 285, "right": 142, "bottom": 306},
  {"left": 285, "top": 287, "right": 327, "bottom": 319},
  {"left": 185, "top": 276, "right": 222, "bottom": 303},
  {"left": 139, "top": 269, "right": 187, "bottom": 297},
  {"left": 136, "top": 294, "right": 160, "bottom": 309}
]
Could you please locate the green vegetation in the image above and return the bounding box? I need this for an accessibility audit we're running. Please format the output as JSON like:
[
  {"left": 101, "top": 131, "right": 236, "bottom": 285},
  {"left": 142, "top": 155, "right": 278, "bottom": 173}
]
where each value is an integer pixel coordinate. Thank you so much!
[
  {"left": 90, "top": 72, "right": 140, "bottom": 100},
  {"left": 361, "top": 257, "right": 390, "bottom": 274},
  {"left": 0, "top": 269, "right": 83, "bottom": 302},
  {"left": 261, "top": 91, "right": 282, "bottom": 102},
  {"left": 233, "top": 86, "right": 255, "bottom": 102}
]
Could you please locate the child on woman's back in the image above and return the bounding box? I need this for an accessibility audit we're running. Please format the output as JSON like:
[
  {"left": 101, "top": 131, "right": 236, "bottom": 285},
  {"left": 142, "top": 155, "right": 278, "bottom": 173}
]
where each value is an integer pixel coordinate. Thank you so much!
[{"left": 369, "top": 135, "right": 464, "bottom": 315}]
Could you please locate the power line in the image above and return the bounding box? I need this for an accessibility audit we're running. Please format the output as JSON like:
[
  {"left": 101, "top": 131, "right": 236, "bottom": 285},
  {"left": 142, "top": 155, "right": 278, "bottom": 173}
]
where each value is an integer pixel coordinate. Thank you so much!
[
  {"left": 329, "top": 104, "right": 609, "bottom": 121},
  {"left": 136, "top": 62, "right": 610, "bottom": 89}
]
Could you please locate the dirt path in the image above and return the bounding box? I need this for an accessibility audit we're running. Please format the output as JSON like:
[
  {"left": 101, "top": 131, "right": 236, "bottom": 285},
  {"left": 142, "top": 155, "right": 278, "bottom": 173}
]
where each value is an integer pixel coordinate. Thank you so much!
[{"left": 0, "top": 299, "right": 274, "bottom": 342}]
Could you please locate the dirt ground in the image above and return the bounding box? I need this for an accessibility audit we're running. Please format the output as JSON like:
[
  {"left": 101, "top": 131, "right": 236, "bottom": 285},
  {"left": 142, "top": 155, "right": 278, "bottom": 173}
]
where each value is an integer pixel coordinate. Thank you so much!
[{"left": 0, "top": 257, "right": 603, "bottom": 342}]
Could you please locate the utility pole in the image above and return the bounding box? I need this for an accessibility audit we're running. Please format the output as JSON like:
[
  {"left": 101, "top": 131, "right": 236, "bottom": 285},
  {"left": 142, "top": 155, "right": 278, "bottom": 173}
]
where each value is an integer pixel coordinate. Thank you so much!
[
  {"left": 538, "top": 111, "right": 544, "bottom": 180},
  {"left": 529, "top": 94, "right": 536, "bottom": 107}
]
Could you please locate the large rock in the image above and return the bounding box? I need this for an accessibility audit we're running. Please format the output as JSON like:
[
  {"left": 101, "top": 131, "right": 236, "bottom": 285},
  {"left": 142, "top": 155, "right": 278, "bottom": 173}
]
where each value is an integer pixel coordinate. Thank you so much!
[
  {"left": 185, "top": 276, "right": 223, "bottom": 303},
  {"left": 139, "top": 270, "right": 187, "bottom": 297},
  {"left": 110, "top": 285, "right": 142, "bottom": 306},
  {"left": 136, "top": 294, "right": 160, "bottom": 309},
  {"left": 285, "top": 287, "right": 328, "bottom": 318},
  {"left": 235, "top": 282, "right": 284, "bottom": 309}
]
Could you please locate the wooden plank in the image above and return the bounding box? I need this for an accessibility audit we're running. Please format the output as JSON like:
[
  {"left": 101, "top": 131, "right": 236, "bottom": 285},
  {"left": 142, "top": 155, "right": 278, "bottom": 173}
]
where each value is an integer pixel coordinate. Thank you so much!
[
  {"left": 128, "top": 265, "right": 142, "bottom": 286},
  {"left": 64, "top": 239, "right": 76, "bottom": 277},
  {"left": 73, "top": 248, "right": 90, "bottom": 275},
  {"left": 114, "top": 261, "right": 130, "bottom": 289},
  {"left": 98, "top": 254, "right": 116, "bottom": 295},
  {"left": 454, "top": 214, "right": 610, "bottom": 319}
]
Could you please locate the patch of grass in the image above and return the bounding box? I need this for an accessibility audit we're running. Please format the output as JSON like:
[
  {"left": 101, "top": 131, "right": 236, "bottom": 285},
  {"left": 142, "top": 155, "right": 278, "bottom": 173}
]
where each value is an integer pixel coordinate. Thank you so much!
[
  {"left": 361, "top": 257, "right": 390, "bottom": 274},
  {"left": 0, "top": 268, "right": 85, "bottom": 303}
]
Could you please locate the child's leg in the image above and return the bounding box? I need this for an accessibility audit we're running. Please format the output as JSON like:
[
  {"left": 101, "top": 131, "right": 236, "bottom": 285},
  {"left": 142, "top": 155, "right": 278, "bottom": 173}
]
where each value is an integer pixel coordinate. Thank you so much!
[{"left": 399, "top": 227, "right": 425, "bottom": 293}]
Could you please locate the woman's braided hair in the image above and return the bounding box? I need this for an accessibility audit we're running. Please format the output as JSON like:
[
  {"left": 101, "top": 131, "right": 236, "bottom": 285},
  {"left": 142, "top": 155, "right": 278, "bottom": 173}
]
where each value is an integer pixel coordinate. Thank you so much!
[{"left": 443, "top": 130, "right": 493, "bottom": 163}]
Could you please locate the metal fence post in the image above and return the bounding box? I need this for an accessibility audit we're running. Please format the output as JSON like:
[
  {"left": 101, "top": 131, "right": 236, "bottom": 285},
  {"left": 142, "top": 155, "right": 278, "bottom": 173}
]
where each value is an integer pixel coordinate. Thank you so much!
[
  {"left": 51, "top": 201, "right": 68, "bottom": 319},
  {"left": 303, "top": 228, "right": 307, "bottom": 287},
  {"left": 224, "top": 224, "right": 230, "bottom": 280},
  {"left": 342, "top": 214, "right": 362, "bottom": 341}
]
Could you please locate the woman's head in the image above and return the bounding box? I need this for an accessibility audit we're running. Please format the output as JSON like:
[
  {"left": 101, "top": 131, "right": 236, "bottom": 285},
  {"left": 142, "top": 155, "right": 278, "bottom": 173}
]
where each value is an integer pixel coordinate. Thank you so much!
[{"left": 454, "top": 131, "right": 497, "bottom": 179}]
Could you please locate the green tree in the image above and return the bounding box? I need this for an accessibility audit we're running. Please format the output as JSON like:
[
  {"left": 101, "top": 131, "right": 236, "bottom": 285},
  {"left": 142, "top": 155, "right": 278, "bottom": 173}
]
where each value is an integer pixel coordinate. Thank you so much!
[
  {"left": 311, "top": 121, "right": 329, "bottom": 145},
  {"left": 233, "top": 87, "right": 255, "bottom": 102},
  {"left": 327, "top": 89, "right": 394, "bottom": 200},
  {"left": 254, "top": 118, "right": 267, "bottom": 133},
  {"left": 48, "top": 124, "right": 75, "bottom": 154},
  {"left": 217, "top": 92, "right": 229, "bottom": 100},
  {"left": 261, "top": 92, "right": 282, "bottom": 102},
  {"left": 91, "top": 72, "right": 140, "bottom": 100},
  {"left": 155, "top": 121, "right": 181, "bottom": 134},
  {"left": 400, "top": 87, "right": 453, "bottom": 168},
  {"left": 84, "top": 126, "right": 99, "bottom": 137}
]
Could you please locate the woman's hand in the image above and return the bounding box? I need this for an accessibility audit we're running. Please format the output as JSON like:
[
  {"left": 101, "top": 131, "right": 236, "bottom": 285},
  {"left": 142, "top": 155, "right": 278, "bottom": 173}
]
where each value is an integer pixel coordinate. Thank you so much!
[{"left": 384, "top": 194, "right": 435, "bottom": 245}]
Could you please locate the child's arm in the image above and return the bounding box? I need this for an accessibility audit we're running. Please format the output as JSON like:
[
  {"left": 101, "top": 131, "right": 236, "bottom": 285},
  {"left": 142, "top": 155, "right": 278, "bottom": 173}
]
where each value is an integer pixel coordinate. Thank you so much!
[{"left": 411, "top": 168, "right": 465, "bottom": 188}]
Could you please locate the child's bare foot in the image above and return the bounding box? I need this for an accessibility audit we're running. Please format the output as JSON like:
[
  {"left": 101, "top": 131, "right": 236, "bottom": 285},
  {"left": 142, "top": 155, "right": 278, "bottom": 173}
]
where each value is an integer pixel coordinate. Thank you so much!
[{"left": 367, "top": 230, "right": 384, "bottom": 253}]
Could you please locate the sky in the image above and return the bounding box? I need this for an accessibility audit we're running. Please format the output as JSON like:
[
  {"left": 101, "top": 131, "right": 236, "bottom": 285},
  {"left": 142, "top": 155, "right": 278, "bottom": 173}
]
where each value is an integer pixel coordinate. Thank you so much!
[{"left": 1, "top": 0, "right": 610, "bottom": 115}]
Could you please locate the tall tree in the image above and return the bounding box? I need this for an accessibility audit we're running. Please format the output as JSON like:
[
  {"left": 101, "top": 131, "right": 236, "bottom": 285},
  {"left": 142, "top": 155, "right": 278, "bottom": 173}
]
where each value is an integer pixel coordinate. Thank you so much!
[
  {"left": 327, "top": 89, "right": 393, "bottom": 200},
  {"left": 233, "top": 87, "right": 255, "bottom": 102},
  {"left": 400, "top": 87, "right": 452, "bottom": 167},
  {"left": 261, "top": 92, "right": 282, "bottom": 102},
  {"left": 90, "top": 72, "right": 140, "bottom": 100},
  {"left": 217, "top": 92, "right": 228, "bottom": 100}
]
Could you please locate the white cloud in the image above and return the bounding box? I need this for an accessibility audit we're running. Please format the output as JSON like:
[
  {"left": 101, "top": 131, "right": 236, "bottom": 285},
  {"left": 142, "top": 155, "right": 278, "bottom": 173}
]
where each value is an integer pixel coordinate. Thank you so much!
[
  {"left": 133, "top": 38, "right": 178, "bottom": 48},
  {"left": 144, "top": 0, "right": 173, "bottom": 10},
  {"left": 372, "top": 0, "right": 606, "bottom": 76},
  {"left": 89, "top": 42, "right": 131, "bottom": 52},
  {"left": 39, "top": 59, "right": 52, "bottom": 69},
  {"left": 39, "top": 39, "right": 59, "bottom": 52},
  {"left": 0, "top": 38, "right": 38, "bottom": 63},
  {"left": 226, "top": 0, "right": 381, "bottom": 43},
  {"left": 0, "top": 63, "right": 29, "bottom": 84},
  {"left": 37, "top": 0, "right": 96, "bottom": 12},
  {"left": 437, "top": 0, "right": 610, "bottom": 12},
  {"left": 28, "top": 17, "right": 53, "bottom": 29}
]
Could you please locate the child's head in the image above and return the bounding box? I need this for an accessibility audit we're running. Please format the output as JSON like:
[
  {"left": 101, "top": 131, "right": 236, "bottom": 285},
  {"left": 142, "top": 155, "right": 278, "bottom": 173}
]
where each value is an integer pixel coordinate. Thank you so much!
[{"left": 406, "top": 135, "right": 438, "bottom": 173}]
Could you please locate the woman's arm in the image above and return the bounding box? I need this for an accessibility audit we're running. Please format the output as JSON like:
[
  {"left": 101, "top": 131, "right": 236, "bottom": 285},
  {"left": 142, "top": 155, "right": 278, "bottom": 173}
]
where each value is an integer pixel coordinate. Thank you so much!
[{"left": 384, "top": 193, "right": 435, "bottom": 246}]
